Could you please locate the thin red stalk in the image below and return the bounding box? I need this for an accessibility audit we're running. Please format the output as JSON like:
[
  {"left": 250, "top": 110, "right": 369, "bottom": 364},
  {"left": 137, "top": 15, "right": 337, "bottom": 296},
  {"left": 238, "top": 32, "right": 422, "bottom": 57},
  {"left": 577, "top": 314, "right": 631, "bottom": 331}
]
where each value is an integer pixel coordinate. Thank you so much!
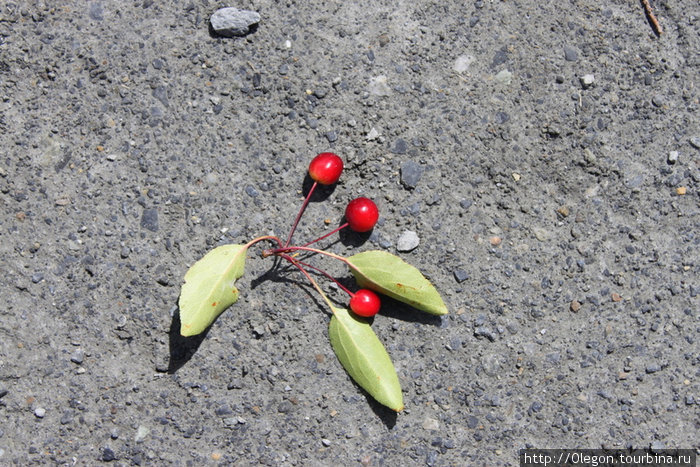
[
  {"left": 300, "top": 222, "right": 349, "bottom": 248},
  {"left": 284, "top": 181, "right": 317, "bottom": 247},
  {"left": 270, "top": 245, "right": 348, "bottom": 264},
  {"left": 286, "top": 256, "right": 354, "bottom": 297},
  {"left": 245, "top": 235, "right": 283, "bottom": 250}
]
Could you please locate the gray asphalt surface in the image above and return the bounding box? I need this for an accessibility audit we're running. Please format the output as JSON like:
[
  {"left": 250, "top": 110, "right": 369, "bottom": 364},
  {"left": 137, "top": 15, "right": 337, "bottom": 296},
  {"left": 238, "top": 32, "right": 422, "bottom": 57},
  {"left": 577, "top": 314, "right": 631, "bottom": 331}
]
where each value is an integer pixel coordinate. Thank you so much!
[{"left": 1, "top": 1, "right": 698, "bottom": 465}]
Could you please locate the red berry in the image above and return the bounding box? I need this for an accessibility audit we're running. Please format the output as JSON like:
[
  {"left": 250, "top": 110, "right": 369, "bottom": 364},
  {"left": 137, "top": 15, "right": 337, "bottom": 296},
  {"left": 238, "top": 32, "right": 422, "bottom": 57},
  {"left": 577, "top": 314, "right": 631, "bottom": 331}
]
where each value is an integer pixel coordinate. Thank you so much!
[
  {"left": 344, "top": 197, "right": 379, "bottom": 232},
  {"left": 349, "top": 289, "right": 381, "bottom": 317},
  {"left": 308, "top": 152, "right": 343, "bottom": 185}
]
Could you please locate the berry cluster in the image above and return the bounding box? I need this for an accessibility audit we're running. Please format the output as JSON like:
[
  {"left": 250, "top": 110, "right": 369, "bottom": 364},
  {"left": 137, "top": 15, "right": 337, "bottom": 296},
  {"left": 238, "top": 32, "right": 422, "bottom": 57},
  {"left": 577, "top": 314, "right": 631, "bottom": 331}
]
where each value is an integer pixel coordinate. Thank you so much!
[{"left": 271, "top": 152, "right": 382, "bottom": 317}]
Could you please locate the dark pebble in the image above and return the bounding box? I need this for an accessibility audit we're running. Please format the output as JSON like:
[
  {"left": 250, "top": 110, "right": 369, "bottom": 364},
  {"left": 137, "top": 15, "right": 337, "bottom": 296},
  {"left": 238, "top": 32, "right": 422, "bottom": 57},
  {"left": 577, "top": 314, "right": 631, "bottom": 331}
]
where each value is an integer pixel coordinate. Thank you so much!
[
  {"left": 459, "top": 199, "right": 473, "bottom": 210},
  {"left": 215, "top": 405, "right": 233, "bottom": 416},
  {"left": 245, "top": 185, "right": 259, "bottom": 198},
  {"left": 152, "top": 86, "right": 168, "bottom": 107},
  {"left": 391, "top": 138, "right": 408, "bottom": 155},
  {"left": 495, "top": 111, "right": 510, "bottom": 124},
  {"left": 645, "top": 363, "right": 661, "bottom": 373},
  {"left": 491, "top": 47, "right": 508, "bottom": 67},
  {"left": 70, "top": 349, "right": 84, "bottom": 364},
  {"left": 277, "top": 401, "right": 293, "bottom": 413},
  {"left": 141, "top": 208, "right": 159, "bottom": 232},
  {"left": 325, "top": 131, "right": 338, "bottom": 143},
  {"left": 0, "top": 388, "right": 8, "bottom": 398},
  {"left": 60, "top": 410, "right": 74, "bottom": 425},
  {"left": 466, "top": 415, "right": 479, "bottom": 428},
  {"left": 102, "top": 446, "right": 116, "bottom": 462},
  {"left": 530, "top": 401, "right": 543, "bottom": 413},
  {"left": 453, "top": 269, "right": 469, "bottom": 283},
  {"left": 474, "top": 326, "right": 495, "bottom": 342},
  {"left": 400, "top": 160, "right": 423, "bottom": 189}
]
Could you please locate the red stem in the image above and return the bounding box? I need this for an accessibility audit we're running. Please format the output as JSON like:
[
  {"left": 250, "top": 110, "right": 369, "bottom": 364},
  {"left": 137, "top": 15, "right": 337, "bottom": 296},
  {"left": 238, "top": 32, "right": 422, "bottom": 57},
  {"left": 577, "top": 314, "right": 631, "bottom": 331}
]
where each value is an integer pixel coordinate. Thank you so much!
[
  {"left": 283, "top": 255, "right": 354, "bottom": 297},
  {"left": 300, "top": 222, "right": 349, "bottom": 248},
  {"left": 267, "top": 245, "right": 349, "bottom": 265},
  {"left": 284, "top": 181, "right": 317, "bottom": 248}
]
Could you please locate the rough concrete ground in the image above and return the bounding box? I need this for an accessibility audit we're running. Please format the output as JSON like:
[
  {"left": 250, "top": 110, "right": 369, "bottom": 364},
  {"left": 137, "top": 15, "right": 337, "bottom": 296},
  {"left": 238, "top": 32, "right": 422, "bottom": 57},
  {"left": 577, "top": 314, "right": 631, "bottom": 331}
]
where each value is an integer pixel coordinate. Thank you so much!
[{"left": 0, "top": 0, "right": 698, "bottom": 465}]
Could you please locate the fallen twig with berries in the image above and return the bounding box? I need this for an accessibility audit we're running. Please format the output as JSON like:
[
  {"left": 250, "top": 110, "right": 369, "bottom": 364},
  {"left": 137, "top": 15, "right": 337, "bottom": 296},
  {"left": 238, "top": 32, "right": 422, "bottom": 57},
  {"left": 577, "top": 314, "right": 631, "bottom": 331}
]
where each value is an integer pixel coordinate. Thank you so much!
[{"left": 177, "top": 153, "right": 448, "bottom": 411}]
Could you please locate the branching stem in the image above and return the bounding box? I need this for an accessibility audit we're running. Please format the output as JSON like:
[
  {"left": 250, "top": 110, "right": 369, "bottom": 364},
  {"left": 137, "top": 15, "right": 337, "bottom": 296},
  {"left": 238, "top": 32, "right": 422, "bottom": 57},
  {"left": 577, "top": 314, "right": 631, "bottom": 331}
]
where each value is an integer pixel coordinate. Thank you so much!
[{"left": 301, "top": 222, "right": 349, "bottom": 248}]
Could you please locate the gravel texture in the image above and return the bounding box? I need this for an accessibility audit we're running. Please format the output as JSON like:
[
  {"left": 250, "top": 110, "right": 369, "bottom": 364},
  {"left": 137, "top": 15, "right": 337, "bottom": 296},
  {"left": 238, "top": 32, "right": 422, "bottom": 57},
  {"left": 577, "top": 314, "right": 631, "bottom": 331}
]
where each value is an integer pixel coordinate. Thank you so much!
[{"left": 1, "top": 1, "right": 699, "bottom": 465}]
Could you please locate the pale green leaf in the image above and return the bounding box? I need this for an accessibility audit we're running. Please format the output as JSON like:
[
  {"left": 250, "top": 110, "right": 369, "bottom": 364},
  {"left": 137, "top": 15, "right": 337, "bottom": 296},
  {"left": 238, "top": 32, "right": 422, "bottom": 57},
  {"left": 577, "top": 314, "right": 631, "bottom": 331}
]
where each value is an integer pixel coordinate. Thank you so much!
[
  {"left": 347, "top": 250, "right": 448, "bottom": 316},
  {"left": 178, "top": 244, "right": 247, "bottom": 336},
  {"left": 329, "top": 307, "right": 404, "bottom": 411}
]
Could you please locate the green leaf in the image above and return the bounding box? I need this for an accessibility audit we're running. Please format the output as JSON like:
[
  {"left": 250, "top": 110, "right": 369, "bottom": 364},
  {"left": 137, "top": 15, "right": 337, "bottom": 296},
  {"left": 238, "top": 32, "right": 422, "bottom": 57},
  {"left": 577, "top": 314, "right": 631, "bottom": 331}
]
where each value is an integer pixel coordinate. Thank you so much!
[
  {"left": 329, "top": 307, "right": 404, "bottom": 411},
  {"left": 178, "top": 244, "right": 247, "bottom": 336},
  {"left": 347, "top": 250, "right": 447, "bottom": 315},
  {"left": 347, "top": 250, "right": 448, "bottom": 316}
]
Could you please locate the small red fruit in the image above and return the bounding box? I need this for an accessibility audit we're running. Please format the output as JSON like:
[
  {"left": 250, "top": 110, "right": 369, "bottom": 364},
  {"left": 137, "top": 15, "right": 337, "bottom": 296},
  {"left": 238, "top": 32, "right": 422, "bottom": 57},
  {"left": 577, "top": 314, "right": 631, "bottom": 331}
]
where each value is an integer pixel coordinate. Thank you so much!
[
  {"left": 345, "top": 197, "right": 379, "bottom": 232},
  {"left": 349, "top": 289, "right": 381, "bottom": 317},
  {"left": 308, "top": 152, "right": 343, "bottom": 185}
]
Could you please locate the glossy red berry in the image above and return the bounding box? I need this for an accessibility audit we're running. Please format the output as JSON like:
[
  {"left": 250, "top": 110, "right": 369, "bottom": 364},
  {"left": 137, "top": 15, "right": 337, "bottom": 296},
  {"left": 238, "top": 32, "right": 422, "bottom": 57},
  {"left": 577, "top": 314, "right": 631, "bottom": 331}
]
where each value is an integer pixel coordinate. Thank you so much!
[
  {"left": 308, "top": 152, "right": 343, "bottom": 185},
  {"left": 349, "top": 289, "right": 381, "bottom": 317},
  {"left": 344, "top": 197, "right": 379, "bottom": 232}
]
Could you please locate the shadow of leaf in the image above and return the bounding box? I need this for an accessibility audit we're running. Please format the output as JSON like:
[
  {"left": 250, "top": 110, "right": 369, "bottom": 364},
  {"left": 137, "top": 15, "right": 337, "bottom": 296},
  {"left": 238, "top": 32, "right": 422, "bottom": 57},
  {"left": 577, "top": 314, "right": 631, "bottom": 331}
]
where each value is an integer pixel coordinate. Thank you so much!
[{"left": 167, "top": 307, "right": 209, "bottom": 374}]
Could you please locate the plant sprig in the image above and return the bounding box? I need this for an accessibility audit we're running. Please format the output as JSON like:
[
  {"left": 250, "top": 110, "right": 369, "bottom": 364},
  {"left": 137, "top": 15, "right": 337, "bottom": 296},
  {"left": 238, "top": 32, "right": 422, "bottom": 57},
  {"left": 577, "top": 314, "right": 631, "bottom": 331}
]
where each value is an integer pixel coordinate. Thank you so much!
[{"left": 177, "top": 152, "right": 448, "bottom": 411}]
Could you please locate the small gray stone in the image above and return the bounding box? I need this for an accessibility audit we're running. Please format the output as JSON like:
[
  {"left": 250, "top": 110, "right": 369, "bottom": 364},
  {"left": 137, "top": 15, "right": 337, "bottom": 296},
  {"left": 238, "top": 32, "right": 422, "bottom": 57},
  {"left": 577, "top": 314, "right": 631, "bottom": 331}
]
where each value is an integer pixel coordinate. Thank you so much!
[
  {"left": 102, "top": 446, "right": 116, "bottom": 462},
  {"left": 580, "top": 74, "right": 595, "bottom": 89},
  {"left": 400, "top": 161, "right": 423, "bottom": 189},
  {"left": 70, "top": 349, "right": 84, "bottom": 364},
  {"left": 651, "top": 94, "right": 666, "bottom": 107},
  {"left": 325, "top": 131, "right": 338, "bottom": 143},
  {"left": 134, "top": 425, "right": 150, "bottom": 443},
  {"left": 391, "top": 138, "right": 408, "bottom": 155},
  {"left": 689, "top": 136, "right": 700, "bottom": 149},
  {"left": 474, "top": 326, "right": 496, "bottom": 342},
  {"left": 397, "top": 230, "right": 419, "bottom": 252},
  {"left": 89, "top": 2, "right": 104, "bottom": 21},
  {"left": 210, "top": 8, "right": 260, "bottom": 37},
  {"left": 564, "top": 46, "right": 579, "bottom": 61},
  {"left": 60, "top": 410, "right": 74, "bottom": 425},
  {"left": 422, "top": 417, "right": 439, "bottom": 431},
  {"left": 453, "top": 269, "right": 469, "bottom": 283},
  {"left": 34, "top": 407, "right": 46, "bottom": 418},
  {"left": 141, "top": 208, "right": 159, "bottom": 232},
  {"left": 277, "top": 400, "right": 293, "bottom": 413},
  {"left": 645, "top": 363, "right": 661, "bottom": 373},
  {"left": 650, "top": 441, "right": 665, "bottom": 452},
  {"left": 667, "top": 151, "right": 679, "bottom": 164}
]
